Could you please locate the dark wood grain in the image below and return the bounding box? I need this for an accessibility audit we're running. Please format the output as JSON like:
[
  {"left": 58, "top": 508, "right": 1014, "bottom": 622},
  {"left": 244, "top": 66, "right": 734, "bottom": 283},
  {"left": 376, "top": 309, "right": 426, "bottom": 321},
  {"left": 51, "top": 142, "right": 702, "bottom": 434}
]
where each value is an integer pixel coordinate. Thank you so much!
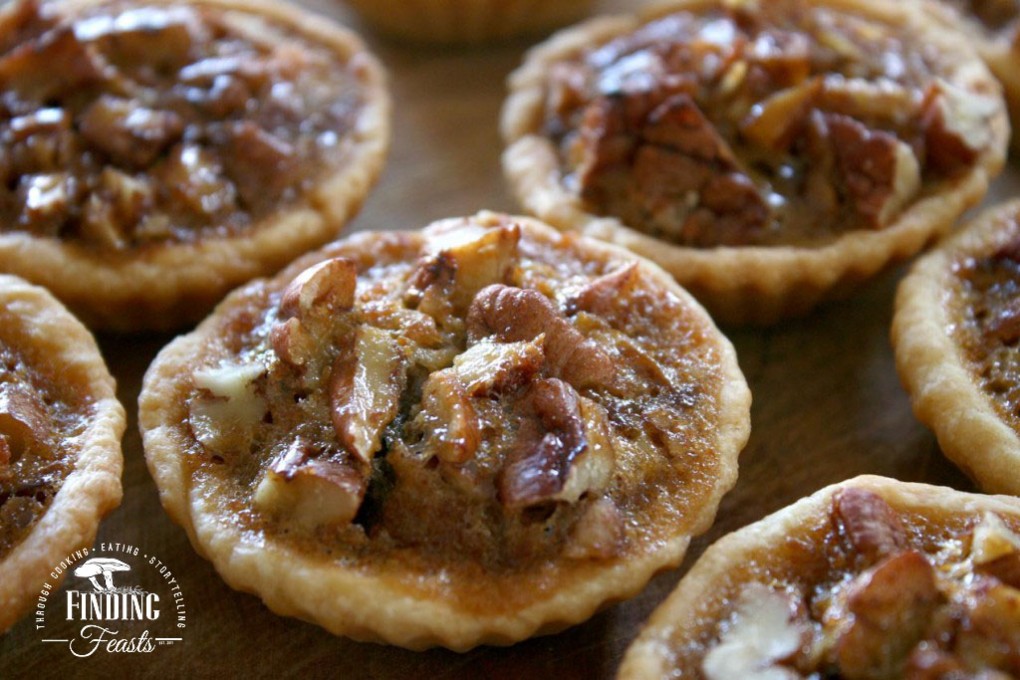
[{"left": 2, "top": 1, "right": 1018, "bottom": 677}]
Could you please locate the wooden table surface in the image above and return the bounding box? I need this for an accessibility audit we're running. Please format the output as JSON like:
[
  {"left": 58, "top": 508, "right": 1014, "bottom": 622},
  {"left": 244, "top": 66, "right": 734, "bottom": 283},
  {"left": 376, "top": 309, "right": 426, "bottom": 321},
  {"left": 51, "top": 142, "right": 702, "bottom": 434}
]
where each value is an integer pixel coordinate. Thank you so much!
[{"left": 2, "top": 1, "right": 1019, "bottom": 677}]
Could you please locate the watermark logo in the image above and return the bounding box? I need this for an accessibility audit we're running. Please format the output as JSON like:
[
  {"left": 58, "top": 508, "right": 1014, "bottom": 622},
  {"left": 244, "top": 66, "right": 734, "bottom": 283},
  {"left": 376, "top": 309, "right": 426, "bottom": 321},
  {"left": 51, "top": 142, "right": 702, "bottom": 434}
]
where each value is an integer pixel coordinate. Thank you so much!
[{"left": 35, "top": 543, "right": 187, "bottom": 657}]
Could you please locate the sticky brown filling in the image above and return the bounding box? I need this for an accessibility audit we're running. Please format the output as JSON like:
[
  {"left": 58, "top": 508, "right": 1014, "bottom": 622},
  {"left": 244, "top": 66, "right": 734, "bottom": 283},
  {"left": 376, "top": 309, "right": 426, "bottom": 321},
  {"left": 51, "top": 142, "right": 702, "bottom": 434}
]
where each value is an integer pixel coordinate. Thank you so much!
[
  {"left": 541, "top": 0, "right": 994, "bottom": 247},
  {"left": 0, "top": 344, "right": 79, "bottom": 559},
  {"left": 184, "top": 217, "right": 726, "bottom": 578},
  {"left": 0, "top": 0, "right": 362, "bottom": 250},
  {"left": 952, "top": 220, "right": 1020, "bottom": 432}
]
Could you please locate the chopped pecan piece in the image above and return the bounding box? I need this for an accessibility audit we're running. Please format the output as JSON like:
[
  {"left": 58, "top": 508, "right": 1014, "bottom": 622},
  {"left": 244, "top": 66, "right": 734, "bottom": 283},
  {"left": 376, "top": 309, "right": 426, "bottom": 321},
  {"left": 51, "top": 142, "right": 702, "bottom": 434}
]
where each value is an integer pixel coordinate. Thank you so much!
[
  {"left": 81, "top": 168, "right": 153, "bottom": 249},
  {"left": 741, "top": 78, "right": 821, "bottom": 151},
  {"left": 271, "top": 258, "right": 358, "bottom": 368},
  {"left": 451, "top": 337, "right": 545, "bottom": 397},
  {"left": 835, "top": 551, "right": 943, "bottom": 679},
  {"left": 156, "top": 143, "right": 237, "bottom": 218},
  {"left": 79, "top": 96, "right": 184, "bottom": 168},
  {"left": 280, "top": 257, "right": 357, "bottom": 320},
  {"left": 411, "top": 223, "right": 521, "bottom": 313},
  {"left": 822, "top": 113, "right": 921, "bottom": 228},
  {"left": 922, "top": 80, "right": 998, "bottom": 176},
  {"left": 189, "top": 362, "right": 266, "bottom": 461},
  {"left": 220, "top": 121, "right": 297, "bottom": 209},
  {"left": 0, "top": 381, "right": 48, "bottom": 460},
  {"left": 702, "top": 585, "right": 806, "bottom": 680},
  {"left": 971, "top": 512, "right": 1020, "bottom": 588},
  {"left": 73, "top": 6, "right": 197, "bottom": 71},
  {"left": 498, "top": 378, "right": 615, "bottom": 508},
  {"left": 253, "top": 439, "right": 367, "bottom": 528},
  {"left": 466, "top": 284, "right": 616, "bottom": 391},
  {"left": 16, "top": 173, "right": 71, "bottom": 235},
  {"left": 330, "top": 326, "right": 406, "bottom": 464},
  {"left": 834, "top": 488, "right": 907, "bottom": 563},
  {"left": 563, "top": 497, "right": 625, "bottom": 560},
  {"left": 499, "top": 378, "right": 587, "bottom": 508},
  {"left": 0, "top": 26, "right": 112, "bottom": 102},
  {"left": 4, "top": 108, "right": 74, "bottom": 178},
  {"left": 419, "top": 371, "right": 479, "bottom": 465},
  {"left": 566, "top": 263, "right": 640, "bottom": 317}
]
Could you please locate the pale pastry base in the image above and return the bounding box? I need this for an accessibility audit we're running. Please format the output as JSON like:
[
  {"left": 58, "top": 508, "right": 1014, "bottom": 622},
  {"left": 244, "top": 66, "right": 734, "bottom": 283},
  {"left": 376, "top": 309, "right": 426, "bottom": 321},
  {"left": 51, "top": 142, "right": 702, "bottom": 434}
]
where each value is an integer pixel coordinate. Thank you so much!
[
  {"left": 139, "top": 212, "right": 751, "bottom": 650},
  {"left": 893, "top": 199, "right": 1020, "bottom": 496},
  {"left": 618, "top": 475, "right": 1020, "bottom": 678},
  {"left": 0, "top": 0, "right": 391, "bottom": 332},
  {"left": 501, "top": 0, "right": 1009, "bottom": 325},
  {"left": 0, "top": 275, "right": 125, "bottom": 633}
]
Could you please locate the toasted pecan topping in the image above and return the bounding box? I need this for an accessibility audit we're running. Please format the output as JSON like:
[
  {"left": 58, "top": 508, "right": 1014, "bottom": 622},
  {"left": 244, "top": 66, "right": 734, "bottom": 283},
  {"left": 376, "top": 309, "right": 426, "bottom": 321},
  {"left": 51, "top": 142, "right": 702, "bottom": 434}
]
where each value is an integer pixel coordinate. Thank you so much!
[
  {"left": 834, "top": 487, "right": 907, "bottom": 563},
  {"left": 0, "top": 380, "right": 48, "bottom": 460},
  {"left": 542, "top": 2, "right": 997, "bottom": 247},
  {"left": 467, "top": 284, "right": 616, "bottom": 391}
]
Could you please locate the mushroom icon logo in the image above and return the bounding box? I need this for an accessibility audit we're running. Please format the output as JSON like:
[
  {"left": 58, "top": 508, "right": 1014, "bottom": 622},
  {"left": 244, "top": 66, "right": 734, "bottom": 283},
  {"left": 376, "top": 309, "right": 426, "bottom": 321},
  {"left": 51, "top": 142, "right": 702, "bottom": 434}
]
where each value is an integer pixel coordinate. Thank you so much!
[{"left": 74, "top": 557, "right": 131, "bottom": 592}]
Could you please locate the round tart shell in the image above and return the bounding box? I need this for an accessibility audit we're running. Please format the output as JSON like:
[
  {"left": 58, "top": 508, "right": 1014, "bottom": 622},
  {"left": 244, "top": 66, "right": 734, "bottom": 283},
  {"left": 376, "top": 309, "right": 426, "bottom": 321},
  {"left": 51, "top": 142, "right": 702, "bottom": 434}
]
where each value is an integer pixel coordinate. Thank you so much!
[
  {"left": 0, "top": 274, "right": 124, "bottom": 632},
  {"left": 894, "top": 199, "right": 1020, "bottom": 496},
  {"left": 501, "top": 0, "right": 1009, "bottom": 326},
  {"left": 0, "top": 0, "right": 391, "bottom": 333},
  {"left": 618, "top": 475, "right": 1020, "bottom": 678},
  {"left": 139, "top": 212, "right": 751, "bottom": 650}
]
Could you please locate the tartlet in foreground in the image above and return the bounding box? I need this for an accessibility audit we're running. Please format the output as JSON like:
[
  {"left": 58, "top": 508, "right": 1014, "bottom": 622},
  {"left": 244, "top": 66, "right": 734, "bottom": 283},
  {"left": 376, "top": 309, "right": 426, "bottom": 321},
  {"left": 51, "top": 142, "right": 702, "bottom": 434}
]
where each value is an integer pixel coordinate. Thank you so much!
[
  {"left": 339, "top": 0, "right": 595, "bottom": 46},
  {"left": 0, "top": 0, "right": 390, "bottom": 331},
  {"left": 139, "top": 212, "right": 751, "bottom": 650},
  {"left": 0, "top": 274, "right": 124, "bottom": 632},
  {"left": 619, "top": 475, "right": 1020, "bottom": 678},
  {"left": 502, "top": 0, "right": 1008, "bottom": 325},
  {"left": 894, "top": 199, "right": 1020, "bottom": 497}
]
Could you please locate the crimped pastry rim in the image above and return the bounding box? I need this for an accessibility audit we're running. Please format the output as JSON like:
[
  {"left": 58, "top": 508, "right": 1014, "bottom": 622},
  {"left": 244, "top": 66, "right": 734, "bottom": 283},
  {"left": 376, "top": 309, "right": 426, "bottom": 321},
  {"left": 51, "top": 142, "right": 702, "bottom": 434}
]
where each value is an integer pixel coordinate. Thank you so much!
[
  {"left": 0, "top": 0, "right": 391, "bottom": 332},
  {"left": 500, "top": 0, "right": 1009, "bottom": 325},
  {"left": 139, "top": 212, "right": 751, "bottom": 651},
  {"left": 617, "top": 474, "right": 1020, "bottom": 678},
  {"left": 0, "top": 274, "right": 125, "bottom": 633},
  {"left": 893, "top": 199, "right": 1020, "bottom": 496}
]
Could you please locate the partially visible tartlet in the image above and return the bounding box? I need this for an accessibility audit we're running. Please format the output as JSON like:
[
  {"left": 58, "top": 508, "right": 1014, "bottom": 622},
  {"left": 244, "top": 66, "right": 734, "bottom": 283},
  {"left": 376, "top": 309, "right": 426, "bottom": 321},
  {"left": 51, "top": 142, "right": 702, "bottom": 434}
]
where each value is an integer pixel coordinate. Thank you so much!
[
  {"left": 619, "top": 476, "right": 1020, "bottom": 678},
  {"left": 894, "top": 199, "right": 1020, "bottom": 497},
  {"left": 339, "top": 0, "right": 595, "bottom": 46},
  {"left": 0, "top": 274, "right": 124, "bottom": 633},
  {"left": 502, "top": 0, "right": 1008, "bottom": 325},
  {"left": 0, "top": 0, "right": 390, "bottom": 331},
  {"left": 139, "top": 211, "right": 750, "bottom": 650}
]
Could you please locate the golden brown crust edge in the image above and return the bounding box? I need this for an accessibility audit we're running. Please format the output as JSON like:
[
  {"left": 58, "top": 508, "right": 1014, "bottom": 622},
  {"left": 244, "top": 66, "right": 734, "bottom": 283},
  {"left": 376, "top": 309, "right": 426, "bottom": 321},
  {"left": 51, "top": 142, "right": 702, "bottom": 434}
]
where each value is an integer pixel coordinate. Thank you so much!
[
  {"left": 139, "top": 212, "right": 751, "bottom": 651},
  {"left": 500, "top": 0, "right": 1009, "bottom": 326},
  {"left": 892, "top": 200, "right": 1020, "bottom": 496},
  {"left": 617, "top": 475, "right": 1020, "bottom": 678},
  {"left": 0, "top": 0, "right": 391, "bottom": 333},
  {"left": 0, "top": 274, "right": 125, "bottom": 633}
]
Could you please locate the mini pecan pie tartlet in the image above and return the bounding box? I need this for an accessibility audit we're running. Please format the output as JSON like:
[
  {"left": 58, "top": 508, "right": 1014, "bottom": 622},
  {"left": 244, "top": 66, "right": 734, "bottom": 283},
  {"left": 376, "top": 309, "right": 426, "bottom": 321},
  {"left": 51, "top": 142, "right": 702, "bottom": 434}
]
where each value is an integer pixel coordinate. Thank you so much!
[
  {"left": 619, "top": 476, "right": 1020, "bottom": 678},
  {"left": 502, "top": 0, "right": 1008, "bottom": 325},
  {"left": 930, "top": 0, "right": 1020, "bottom": 154},
  {"left": 0, "top": 274, "right": 124, "bottom": 632},
  {"left": 139, "top": 212, "right": 751, "bottom": 650},
  {"left": 0, "top": 0, "right": 389, "bottom": 331},
  {"left": 894, "top": 200, "right": 1020, "bottom": 497}
]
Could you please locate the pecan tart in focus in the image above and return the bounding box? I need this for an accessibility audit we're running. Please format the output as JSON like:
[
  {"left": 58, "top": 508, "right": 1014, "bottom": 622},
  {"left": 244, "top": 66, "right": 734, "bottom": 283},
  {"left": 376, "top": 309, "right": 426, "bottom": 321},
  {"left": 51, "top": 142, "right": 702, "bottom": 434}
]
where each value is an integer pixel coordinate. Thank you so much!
[
  {"left": 0, "top": 274, "right": 124, "bottom": 632},
  {"left": 502, "top": 0, "right": 1008, "bottom": 325},
  {"left": 894, "top": 200, "right": 1020, "bottom": 496},
  {"left": 139, "top": 212, "right": 751, "bottom": 650},
  {"left": 619, "top": 476, "right": 1020, "bottom": 679},
  {"left": 0, "top": 0, "right": 389, "bottom": 331}
]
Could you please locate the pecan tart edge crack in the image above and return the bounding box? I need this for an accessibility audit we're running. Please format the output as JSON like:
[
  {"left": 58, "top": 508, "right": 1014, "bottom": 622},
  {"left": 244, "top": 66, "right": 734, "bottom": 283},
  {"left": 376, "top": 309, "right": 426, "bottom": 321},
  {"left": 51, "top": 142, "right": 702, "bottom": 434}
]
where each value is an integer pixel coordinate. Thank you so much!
[
  {"left": 138, "top": 212, "right": 751, "bottom": 650},
  {"left": 894, "top": 199, "right": 1020, "bottom": 496},
  {"left": 0, "top": 274, "right": 125, "bottom": 632},
  {"left": 618, "top": 475, "right": 1020, "bottom": 679},
  {"left": 0, "top": 0, "right": 390, "bottom": 331},
  {"left": 501, "top": 0, "right": 1009, "bottom": 325}
]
